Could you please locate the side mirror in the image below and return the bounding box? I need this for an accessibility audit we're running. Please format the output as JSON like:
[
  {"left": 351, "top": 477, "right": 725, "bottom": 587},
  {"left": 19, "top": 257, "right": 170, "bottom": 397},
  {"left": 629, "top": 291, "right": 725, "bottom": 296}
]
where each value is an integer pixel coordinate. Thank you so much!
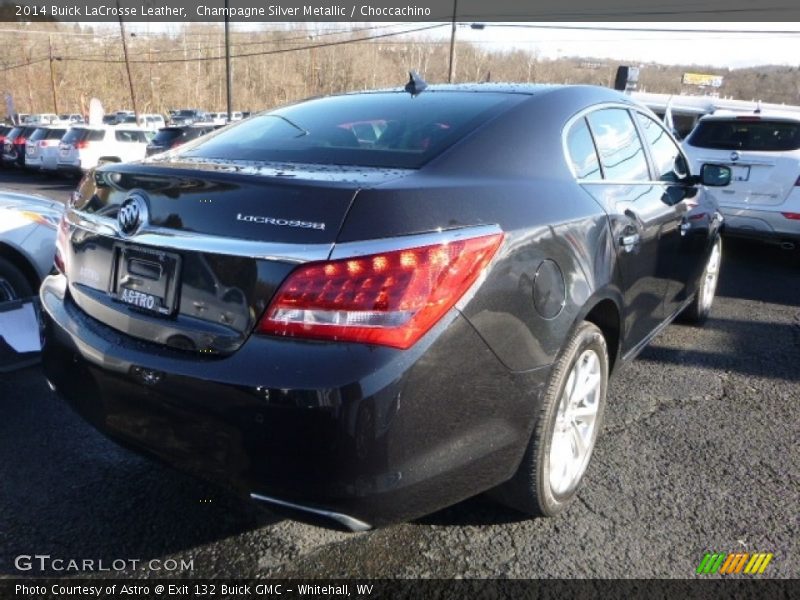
[{"left": 700, "top": 163, "right": 731, "bottom": 187}]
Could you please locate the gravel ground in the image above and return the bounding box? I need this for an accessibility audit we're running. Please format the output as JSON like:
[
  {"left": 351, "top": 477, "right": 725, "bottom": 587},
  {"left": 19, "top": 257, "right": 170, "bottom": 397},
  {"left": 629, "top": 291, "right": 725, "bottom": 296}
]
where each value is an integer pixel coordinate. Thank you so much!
[{"left": 0, "top": 170, "right": 798, "bottom": 579}]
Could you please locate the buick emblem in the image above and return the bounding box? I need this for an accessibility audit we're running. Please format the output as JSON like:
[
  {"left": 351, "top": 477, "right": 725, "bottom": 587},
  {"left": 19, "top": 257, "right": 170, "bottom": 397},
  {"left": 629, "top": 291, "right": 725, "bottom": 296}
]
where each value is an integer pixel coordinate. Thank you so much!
[
  {"left": 730, "top": 151, "right": 740, "bottom": 162},
  {"left": 118, "top": 194, "right": 148, "bottom": 236}
]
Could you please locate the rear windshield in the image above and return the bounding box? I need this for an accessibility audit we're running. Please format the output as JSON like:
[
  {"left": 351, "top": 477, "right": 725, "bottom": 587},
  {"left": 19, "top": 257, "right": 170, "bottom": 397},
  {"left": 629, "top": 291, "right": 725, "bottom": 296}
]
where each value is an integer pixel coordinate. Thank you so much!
[
  {"left": 29, "top": 128, "right": 50, "bottom": 142},
  {"left": 5, "top": 127, "right": 22, "bottom": 140},
  {"left": 688, "top": 119, "right": 800, "bottom": 151},
  {"left": 180, "top": 91, "right": 523, "bottom": 169},
  {"left": 151, "top": 128, "right": 183, "bottom": 143}
]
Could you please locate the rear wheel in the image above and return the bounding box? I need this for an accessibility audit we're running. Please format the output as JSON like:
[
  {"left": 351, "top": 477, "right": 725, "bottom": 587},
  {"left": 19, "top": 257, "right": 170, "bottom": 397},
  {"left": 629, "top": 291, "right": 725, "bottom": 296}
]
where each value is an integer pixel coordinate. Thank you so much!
[
  {"left": 683, "top": 236, "right": 722, "bottom": 325},
  {"left": 0, "top": 257, "right": 34, "bottom": 302},
  {"left": 491, "top": 321, "right": 608, "bottom": 517}
]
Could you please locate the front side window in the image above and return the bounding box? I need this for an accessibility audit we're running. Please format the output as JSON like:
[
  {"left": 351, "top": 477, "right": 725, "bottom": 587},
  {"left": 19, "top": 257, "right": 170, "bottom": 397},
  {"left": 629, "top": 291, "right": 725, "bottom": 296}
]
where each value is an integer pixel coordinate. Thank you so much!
[
  {"left": 636, "top": 113, "right": 688, "bottom": 181},
  {"left": 565, "top": 118, "right": 602, "bottom": 181},
  {"left": 586, "top": 108, "right": 649, "bottom": 182}
]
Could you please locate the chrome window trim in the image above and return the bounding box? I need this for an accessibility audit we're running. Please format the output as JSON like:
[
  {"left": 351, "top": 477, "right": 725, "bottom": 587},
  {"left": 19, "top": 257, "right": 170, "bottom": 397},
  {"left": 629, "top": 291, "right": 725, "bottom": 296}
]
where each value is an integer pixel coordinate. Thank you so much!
[
  {"left": 563, "top": 101, "right": 695, "bottom": 185},
  {"left": 329, "top": 223, "right": 503, "bottom": 260}
]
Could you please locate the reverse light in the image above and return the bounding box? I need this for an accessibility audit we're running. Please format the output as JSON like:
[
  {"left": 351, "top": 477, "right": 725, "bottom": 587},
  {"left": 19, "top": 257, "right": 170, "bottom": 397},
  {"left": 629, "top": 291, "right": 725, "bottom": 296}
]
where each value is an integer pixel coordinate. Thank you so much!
[{"left": 257, "top": 232, "right": 504, "bottom": 349}]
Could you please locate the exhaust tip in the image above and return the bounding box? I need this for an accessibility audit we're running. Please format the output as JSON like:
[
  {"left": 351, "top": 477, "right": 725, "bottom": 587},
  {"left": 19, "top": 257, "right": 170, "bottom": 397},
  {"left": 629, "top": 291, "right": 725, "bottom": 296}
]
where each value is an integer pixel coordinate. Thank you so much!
[{"left": 250, "top": 493, "right": 372, "bottom": 532}]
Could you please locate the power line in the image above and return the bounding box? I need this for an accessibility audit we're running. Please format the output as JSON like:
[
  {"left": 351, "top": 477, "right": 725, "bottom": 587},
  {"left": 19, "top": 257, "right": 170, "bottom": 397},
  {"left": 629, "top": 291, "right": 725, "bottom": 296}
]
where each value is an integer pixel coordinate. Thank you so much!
[{"left": 57, "top": 23, "right": 448, "bottom": 64}]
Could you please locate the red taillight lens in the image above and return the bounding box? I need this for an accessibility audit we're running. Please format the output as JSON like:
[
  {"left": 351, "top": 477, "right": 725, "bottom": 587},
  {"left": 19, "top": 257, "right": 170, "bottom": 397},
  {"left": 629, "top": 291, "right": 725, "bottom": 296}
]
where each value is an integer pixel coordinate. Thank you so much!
[
  {"left": 54, "top": 214, "right": 69, "bottom": 274},
  {"left": 781, "top": 212, "right": 800, "bottom": 220},
  {"left": 257, "top": 232, "right": 504, "bottom": 349},
  {"left": 16, "top": 137, "right": 26, "bottom": 145},
  {"left": 74, "top": 140, "right": 89, "bottom": 149}
]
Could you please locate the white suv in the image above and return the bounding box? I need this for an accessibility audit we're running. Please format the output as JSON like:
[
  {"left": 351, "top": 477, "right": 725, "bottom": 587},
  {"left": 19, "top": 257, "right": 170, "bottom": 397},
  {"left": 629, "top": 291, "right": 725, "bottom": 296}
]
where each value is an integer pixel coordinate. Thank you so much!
[
  {"left": 683, "top": 112, "right": 800, "bottom": 248},
  {"left": 57, "top": 126, "right": 155, "bottom": 175}
]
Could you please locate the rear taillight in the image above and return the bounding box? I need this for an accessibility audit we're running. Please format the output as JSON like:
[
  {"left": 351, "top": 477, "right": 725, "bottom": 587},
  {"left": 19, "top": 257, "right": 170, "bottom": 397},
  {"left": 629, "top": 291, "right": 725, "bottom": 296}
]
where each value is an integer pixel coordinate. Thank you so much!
[
  {"left": 257, "top": 232, "right": 504, "bottom": 349},
  {"left": 54, "top": 214, "right": 69, "bottom": 274},
  {"left": 16, "top": 137, "right": 26, "bottom": 145},
  {"left": 75, "top": 140, "right": 89, "bottom": 149},
  {"left": 781, "top": 212, "right": 800, "bottom": 220},
  {"left": 170, "top": 140, "right": 185, "bottom": 148}
]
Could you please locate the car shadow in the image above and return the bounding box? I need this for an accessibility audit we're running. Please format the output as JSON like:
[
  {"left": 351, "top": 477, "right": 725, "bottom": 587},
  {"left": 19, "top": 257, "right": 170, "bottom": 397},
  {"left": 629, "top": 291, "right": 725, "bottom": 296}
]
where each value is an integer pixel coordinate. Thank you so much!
[
  {"left": 0, "top": 366, "right": 280, "bottom": 577},
  {"left": 717, "top": 237, "right": 800, "bottom": 307}
]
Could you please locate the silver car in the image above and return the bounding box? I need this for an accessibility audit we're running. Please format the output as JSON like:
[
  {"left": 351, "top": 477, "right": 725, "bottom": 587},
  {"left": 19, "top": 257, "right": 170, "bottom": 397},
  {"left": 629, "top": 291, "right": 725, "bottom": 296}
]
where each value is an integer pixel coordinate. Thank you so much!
[{"left": 0, "top": 192, "right": 63, "bottom": 302}]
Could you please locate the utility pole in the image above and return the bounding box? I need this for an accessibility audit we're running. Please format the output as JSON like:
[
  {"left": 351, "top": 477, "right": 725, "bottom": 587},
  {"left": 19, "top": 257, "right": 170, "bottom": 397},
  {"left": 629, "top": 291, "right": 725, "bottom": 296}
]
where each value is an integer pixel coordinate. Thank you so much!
[
  {"left": 447, "top": 0, "right": 458, "bottom": 83},
  {"left": 224, "top": 0, "right": 233, "bottom": 120},
  {"left": 117, "top": 1, "right": 139, "bottom": 121},
  {"left": 48, "top": 35, "right": 59, "bottom": 114}
]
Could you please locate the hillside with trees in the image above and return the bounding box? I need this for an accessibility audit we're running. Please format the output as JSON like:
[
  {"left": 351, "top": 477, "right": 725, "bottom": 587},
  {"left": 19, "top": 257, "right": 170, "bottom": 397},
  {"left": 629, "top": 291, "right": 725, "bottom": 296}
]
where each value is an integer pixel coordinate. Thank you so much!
[{"left": 2, "top": 23, "right": 798, "bottom": 115}]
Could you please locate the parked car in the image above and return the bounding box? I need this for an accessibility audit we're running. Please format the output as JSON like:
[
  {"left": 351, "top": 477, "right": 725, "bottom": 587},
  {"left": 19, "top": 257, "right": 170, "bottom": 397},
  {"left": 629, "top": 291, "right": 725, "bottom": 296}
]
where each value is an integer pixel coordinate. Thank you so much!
[
  {"left": 0, "top": 191, "right": 63, "bottom": 301},
  {"left": 25, "top": 127, "right": 67, "bottom": 171},
  {"left": 41, "top": 83, "right": 730, "bottom": 530},
  {"left": 57, "top": 125, "right": 155, "bottom": 174},
  {"left": 23, "top": 113, "right": 58, "bottom": 126},
  {"left": 683, "top": 111, "right": 800, "bottom": 249},
  {"left": 207, "top": 112, "right": 228, "bottom": 126},
  {"left": 57, "top": 114, "right": 84, "bottom": 125},
  {"left": 169, "top": 109, "right": 207, "bottom": 126},
  {"left": 0, "top": 126, "right": 11, "bottom": 157},
  {"left": 1, "top": 126, "right": 37, "bottom": 167},
  {"left": 145, "top": 125, "right": 215, "bottom": 156},
  {"left": 101, "top": 115, "right": 118, "bottom": 125}
]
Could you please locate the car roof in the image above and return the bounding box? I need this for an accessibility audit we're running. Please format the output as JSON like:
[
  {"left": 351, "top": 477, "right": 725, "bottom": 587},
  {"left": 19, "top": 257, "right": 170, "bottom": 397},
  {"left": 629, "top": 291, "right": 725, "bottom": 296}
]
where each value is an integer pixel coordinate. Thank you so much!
[{"left": 344, "top": 82, "right": 560, "bottom": 97}]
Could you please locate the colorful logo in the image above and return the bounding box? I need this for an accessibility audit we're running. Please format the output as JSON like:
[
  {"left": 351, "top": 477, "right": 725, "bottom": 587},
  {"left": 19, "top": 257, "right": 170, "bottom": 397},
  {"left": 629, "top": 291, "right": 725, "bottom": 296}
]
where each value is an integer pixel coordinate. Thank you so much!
[{"left": 696, "top": 552, "right": 774, "bottom": 575}]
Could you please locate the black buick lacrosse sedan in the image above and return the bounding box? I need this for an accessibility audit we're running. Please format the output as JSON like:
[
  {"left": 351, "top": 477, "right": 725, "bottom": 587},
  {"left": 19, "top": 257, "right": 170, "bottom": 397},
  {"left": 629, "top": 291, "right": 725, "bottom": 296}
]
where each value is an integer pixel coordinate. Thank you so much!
[{"left": 41, "top": 83, "right": 730, "bottom": 530}]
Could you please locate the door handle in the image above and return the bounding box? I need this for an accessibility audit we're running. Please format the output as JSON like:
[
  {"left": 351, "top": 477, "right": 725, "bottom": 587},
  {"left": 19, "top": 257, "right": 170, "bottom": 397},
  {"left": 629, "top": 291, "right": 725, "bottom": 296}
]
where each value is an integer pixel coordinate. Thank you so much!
[{"left": 619, "top": 233, "right": 640, "bottom": 252}]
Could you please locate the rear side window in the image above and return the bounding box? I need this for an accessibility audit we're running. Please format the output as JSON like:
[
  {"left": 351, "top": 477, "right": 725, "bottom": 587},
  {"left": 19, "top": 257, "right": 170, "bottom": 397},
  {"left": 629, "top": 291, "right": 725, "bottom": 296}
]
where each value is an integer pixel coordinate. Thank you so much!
[
  {"left": 566, "top": 118, "right": 602, "bottom": 180},
  {"left": 687, "top": 119, "right": 800, "bottom": 151},
  {"left": 181, "top": 92, "right": 524, "bottom": 169},
  {"left": 636, "top": 113, "right": 688, "bottom": 181},
  {"left": 115, "top": 130, "right": 151, "bottom": 143},
  {"left": 586, "top": 109, "right": 649, "bottom": 182},
  {"left": 46, "top": 128, "right": 66, "bottom": 140},
  {"left": 151, "top": 129, "right": 183, "bottom": 144}
]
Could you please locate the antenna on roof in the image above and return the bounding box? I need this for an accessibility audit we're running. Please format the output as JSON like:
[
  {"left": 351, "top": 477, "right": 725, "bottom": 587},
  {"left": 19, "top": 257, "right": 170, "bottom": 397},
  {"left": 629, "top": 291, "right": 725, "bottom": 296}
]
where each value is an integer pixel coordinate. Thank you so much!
[
  {"left": 405, "top": 71, "right": 428, "bottom": 97},
  {"left": 754, "top": 100, "right": 762, "bottom": 114}
]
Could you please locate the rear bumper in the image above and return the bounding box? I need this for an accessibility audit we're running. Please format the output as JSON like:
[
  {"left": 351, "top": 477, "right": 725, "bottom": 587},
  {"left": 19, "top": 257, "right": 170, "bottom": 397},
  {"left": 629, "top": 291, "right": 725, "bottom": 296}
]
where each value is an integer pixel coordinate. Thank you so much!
[
  {"left": 40, "top": 274, "right": 546, "bottom": 527},
  {"left": 719, "top": 205, "right": 800, "bottom": 244}
]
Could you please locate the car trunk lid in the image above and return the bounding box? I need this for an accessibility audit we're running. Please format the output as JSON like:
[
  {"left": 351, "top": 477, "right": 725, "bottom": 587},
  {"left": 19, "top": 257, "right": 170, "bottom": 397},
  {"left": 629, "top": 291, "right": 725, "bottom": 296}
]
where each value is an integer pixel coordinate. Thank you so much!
[{"left": 62, "top": 160, "right": 411, "bottom": 354}]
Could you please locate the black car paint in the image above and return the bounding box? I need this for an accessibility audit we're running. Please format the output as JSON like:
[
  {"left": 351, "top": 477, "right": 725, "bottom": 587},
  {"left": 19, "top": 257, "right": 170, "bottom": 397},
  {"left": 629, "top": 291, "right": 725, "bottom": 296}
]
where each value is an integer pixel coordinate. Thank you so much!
[{"left": 41, "top": 85, "right": 721, "bottom": 527}]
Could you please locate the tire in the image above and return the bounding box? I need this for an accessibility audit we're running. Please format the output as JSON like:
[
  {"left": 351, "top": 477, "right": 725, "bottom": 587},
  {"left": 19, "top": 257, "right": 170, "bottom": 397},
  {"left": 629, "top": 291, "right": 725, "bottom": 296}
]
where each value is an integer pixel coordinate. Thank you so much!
[
  {"left": 0, "top": 257, "right": 34, "bottom": 302},
  {"left": 682, "top": 236, "right": 722, "bottom": 325},
  {"left": 491, "top": 321, "right": 609, "bottom": 517}
]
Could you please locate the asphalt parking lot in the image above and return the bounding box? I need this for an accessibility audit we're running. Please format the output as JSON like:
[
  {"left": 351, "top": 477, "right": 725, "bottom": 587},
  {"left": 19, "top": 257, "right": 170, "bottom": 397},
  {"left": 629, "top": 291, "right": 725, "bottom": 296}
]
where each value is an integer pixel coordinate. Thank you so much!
[{"left": 0, "top": 169, "right": 798, "bottom": 579}]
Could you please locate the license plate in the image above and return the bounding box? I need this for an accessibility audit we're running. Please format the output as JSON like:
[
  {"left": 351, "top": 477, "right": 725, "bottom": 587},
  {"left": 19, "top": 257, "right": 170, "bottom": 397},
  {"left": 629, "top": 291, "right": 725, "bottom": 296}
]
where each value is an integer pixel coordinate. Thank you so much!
[
  {"left": 730, "top": 165, "right": 750, "bottom": 182},
  {"left": 59, "top": 147, "right": 69, "bottom": 156},
  {"left": 113, "top": 245, "right": 181, "bottom": 316},
  {"left": 119, "top": 287, "right": 162, "bottom": 312}
]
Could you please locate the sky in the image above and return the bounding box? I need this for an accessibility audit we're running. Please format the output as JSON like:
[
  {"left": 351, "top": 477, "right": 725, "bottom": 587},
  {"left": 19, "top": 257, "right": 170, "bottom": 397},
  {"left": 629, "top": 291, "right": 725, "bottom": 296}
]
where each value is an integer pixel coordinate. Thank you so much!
[
  {"left": 78, "top": 21, "right": 800, "bottom": 70},
  {"left": 452, "top": 23, "right": 800, "bottom": 69}
]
